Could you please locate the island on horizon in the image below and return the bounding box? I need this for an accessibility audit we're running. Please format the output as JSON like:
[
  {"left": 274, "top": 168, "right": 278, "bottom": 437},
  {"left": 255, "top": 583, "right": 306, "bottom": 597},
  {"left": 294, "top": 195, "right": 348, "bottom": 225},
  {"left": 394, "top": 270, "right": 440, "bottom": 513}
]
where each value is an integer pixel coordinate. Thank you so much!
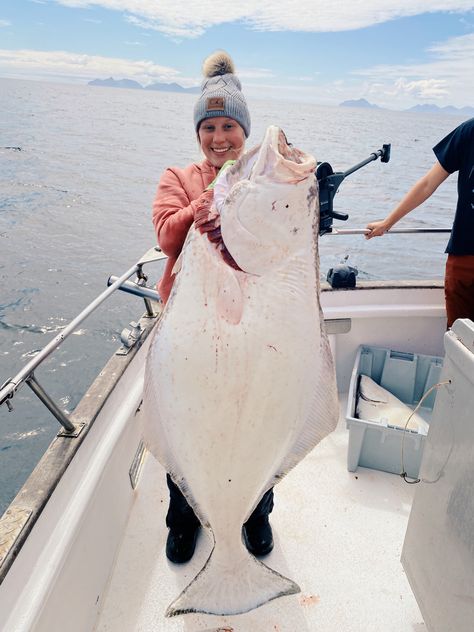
[
  {"left": 339, "top": 97, "right": 474, "bottom": 115},
  {"left": 88, "top": 77, "right": 200, "bottom": 93},
  {"left": 339, "top": 98, "right": 380, "bottom": 109},
  {"left": 88, "top": 80, "right": 474, "bottom": 115}
]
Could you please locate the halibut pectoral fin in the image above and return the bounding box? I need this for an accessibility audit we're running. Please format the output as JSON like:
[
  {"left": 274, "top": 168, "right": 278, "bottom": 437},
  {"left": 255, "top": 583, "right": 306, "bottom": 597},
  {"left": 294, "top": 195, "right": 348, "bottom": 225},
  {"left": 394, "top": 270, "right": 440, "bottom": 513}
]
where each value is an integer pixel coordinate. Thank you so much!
[{"left": 165, "top": 547, "right": 300, "bottom": 617}]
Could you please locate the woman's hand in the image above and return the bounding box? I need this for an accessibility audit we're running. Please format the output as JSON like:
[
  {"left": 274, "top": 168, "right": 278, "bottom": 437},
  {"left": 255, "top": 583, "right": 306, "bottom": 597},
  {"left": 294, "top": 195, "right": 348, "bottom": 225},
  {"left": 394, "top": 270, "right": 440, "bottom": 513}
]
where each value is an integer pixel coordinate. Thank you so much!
[{"left": 365, "top": 220, "right": 391, "bottom": 239}]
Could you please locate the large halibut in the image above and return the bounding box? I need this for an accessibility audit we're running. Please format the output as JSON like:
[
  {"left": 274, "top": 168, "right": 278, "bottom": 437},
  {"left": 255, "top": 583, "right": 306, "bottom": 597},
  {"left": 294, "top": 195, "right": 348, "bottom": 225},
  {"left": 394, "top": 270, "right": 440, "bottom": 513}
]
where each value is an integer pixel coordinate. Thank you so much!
[{"left": 142, "top": 125, "right": 339, "bottom": 617}]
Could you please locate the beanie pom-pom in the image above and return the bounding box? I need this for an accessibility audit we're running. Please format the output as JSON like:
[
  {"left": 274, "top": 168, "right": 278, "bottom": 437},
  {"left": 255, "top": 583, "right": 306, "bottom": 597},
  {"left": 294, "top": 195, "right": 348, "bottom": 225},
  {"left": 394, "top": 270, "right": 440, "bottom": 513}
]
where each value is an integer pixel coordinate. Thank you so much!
[{"left": 202, "top": 51, "right": 235, "bottom": 78}]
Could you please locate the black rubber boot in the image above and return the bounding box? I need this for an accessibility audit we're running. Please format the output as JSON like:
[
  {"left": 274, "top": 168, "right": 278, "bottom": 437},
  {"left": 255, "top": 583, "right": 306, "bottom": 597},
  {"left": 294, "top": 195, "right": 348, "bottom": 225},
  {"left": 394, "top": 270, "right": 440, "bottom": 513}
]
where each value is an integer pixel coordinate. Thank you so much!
[
  {"left": 243, "top": 488, "right": 275, "bottom": 556},
  {"left": 165, "top": 474, "right": 201, "bottom": 564},
  {"left": 166, "top": 524, "right": 201, "bottom": 564},
  {"left": 243, "top": 515, "right": 274, "bottom": 557}
]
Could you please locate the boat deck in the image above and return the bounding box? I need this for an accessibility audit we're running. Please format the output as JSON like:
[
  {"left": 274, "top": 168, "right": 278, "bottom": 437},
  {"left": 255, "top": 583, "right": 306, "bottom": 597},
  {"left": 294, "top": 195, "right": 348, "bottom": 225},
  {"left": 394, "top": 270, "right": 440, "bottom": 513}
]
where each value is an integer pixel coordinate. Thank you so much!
[{"left": 94, "top": 395, "right": 423, "bottom": 632}]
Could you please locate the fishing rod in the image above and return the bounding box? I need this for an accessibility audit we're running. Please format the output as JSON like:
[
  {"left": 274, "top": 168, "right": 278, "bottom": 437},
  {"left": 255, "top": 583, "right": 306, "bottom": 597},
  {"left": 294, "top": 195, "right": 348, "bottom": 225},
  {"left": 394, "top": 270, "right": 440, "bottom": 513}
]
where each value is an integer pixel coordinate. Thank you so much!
[{"left": 317, "top": 144, "right": 391, "bottom": 236}]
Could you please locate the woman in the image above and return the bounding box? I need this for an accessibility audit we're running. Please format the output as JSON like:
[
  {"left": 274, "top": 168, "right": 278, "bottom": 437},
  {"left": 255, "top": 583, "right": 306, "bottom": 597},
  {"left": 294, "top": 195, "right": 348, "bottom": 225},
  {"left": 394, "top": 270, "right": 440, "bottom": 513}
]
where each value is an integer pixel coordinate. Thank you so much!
[{"left": 152, "top": 51, "right": 274, "bottom": 564}]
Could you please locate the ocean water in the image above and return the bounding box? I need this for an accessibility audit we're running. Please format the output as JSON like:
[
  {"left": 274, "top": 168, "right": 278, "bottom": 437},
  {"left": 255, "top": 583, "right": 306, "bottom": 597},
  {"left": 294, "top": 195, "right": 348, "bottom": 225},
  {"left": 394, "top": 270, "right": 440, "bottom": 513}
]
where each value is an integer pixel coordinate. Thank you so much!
[{"left": 0, "top": 77, "right": 466, "bottom": 514}]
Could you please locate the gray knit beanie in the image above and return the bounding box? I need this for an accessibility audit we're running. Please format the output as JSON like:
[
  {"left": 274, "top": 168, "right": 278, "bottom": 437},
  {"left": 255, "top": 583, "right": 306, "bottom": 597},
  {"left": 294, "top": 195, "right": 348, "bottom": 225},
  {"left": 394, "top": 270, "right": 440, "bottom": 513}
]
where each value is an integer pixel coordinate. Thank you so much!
[{"left": 194, "top": 51, "right": 251, "bottom": 138}]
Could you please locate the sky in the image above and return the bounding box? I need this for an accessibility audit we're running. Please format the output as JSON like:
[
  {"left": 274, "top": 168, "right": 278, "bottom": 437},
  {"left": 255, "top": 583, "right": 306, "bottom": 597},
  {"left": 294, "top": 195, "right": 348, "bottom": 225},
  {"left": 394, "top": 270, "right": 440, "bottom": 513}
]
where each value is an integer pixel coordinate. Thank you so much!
[{"left": 0, "top": 0, "right": 473, "bottom": 109}]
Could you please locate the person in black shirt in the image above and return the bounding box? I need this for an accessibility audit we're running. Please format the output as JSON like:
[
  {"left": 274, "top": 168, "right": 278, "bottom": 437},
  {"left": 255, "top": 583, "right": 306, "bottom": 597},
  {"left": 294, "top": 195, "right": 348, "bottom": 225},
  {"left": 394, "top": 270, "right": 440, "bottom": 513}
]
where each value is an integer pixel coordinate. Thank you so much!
[{"left": 365, "top": 117, "right": 474, "bottom": 328}]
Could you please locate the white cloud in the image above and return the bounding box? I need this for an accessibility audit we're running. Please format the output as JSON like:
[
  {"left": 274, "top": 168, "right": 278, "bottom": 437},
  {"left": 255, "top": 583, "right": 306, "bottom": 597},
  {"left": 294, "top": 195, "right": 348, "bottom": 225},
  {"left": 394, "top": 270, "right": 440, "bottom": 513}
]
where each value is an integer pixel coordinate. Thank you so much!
[
  {"left": 239, "top": 67, "right": 275, "bottom": 80},
  {"left": 428, "top": 30, "right": 474, "bottom": 59},
  {"left": 0, "top": 20, "right": 11, "bottom": 27},
  {"left": 124, "top": 14, "right": 205, "bottom": 39},
  {"left": 50, "top": 1, "right": 474, "bottom": 38},
  {"left": 0, "top": 49, "right": 183, "bottom": 85},
  {"left": 0, "top": 47, "right": 276, "bottom": 88},
  {"left": 244, "top": 32, "right": 474, "bottom": 107},
  {"left": 390, "top": 78, "right": 449, "bottom": 99},
  {"left": 350, "top": 32, "right": 474, "bottom": 106}
]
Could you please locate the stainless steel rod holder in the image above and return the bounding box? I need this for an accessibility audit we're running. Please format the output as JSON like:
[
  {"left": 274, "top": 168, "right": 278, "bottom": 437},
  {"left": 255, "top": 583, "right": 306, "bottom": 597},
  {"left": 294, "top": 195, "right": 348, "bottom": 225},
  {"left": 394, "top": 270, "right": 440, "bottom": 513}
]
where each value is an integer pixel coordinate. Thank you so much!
[{"left": 107, "top": 277, "right": 161, "bottom": 302}]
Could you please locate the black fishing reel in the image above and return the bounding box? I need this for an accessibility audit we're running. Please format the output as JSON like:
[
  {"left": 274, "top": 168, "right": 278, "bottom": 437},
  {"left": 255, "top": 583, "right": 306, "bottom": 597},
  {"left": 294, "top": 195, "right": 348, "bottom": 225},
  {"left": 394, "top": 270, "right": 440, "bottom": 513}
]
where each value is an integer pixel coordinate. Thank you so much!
[{"left": 316, "top": 143, "right": 391, "bottom": 236}]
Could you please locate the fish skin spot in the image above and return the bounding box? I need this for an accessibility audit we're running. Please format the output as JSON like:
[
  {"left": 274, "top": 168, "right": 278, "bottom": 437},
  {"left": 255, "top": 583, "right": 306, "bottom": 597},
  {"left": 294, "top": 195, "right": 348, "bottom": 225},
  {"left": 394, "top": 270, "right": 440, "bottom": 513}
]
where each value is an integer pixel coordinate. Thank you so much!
[{"left": 299, "top": 594, "right": 321, "bottom": 607}]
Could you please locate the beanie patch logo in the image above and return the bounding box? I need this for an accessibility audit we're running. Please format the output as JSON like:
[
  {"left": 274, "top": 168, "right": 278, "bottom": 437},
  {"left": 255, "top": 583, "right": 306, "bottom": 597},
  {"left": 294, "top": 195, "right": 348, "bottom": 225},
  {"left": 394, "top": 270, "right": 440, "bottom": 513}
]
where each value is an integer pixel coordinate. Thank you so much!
[{"left": 207, "top": 96, "right": 225, "bottom": 111}]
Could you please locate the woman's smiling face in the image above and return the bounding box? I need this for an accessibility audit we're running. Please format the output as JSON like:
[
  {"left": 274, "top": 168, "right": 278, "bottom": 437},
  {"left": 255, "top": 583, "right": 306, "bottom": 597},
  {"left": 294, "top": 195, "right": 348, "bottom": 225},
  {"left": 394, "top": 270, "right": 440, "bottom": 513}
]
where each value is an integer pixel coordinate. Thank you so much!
[{"left": 198, "top": 117, "right": 246, "bottom": 168}]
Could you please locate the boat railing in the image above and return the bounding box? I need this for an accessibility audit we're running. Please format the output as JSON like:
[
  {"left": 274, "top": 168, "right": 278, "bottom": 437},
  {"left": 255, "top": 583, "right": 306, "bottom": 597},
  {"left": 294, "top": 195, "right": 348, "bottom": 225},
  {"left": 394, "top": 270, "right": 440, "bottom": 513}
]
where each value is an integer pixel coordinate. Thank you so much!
[
  {"left": 0, "top": 246, "right": 166, "bottom": 435},
  {"left": 328, "top": 228, "right": 451, "bottom": 235}
]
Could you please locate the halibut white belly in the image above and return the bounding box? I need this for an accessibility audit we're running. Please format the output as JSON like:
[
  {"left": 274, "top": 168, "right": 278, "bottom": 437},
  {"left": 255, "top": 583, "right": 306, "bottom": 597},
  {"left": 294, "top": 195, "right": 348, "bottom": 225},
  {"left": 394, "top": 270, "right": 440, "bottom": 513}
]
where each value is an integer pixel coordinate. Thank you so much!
[{"left": 142, "top": 126, "right": 339, "bottom": 617}]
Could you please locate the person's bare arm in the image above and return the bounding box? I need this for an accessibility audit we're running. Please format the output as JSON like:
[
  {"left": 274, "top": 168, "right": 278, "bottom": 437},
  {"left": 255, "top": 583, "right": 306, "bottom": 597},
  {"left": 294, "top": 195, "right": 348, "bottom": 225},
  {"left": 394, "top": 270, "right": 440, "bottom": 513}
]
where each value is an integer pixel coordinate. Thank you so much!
[{"left": 365, "top": 161, "right": 450, "bottom": 238}]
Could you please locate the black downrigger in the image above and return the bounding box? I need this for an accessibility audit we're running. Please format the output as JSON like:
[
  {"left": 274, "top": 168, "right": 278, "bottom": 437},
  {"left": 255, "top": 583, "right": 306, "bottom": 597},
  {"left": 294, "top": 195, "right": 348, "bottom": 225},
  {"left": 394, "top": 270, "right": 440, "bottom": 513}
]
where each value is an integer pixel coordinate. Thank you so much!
[{"left": 316, "top": 143, "right": 391, "bottom": 288}]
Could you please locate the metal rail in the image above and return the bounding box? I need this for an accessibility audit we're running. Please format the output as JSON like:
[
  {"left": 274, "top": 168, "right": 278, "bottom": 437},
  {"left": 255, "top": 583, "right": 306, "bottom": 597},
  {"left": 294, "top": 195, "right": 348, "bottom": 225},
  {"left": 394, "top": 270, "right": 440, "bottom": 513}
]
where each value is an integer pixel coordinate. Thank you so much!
[
  {"left": 107, "top": 276, "right": 161, "bottom": 301},
  {"left": 329, "top": 227, "right": 452, "bottom": 235},
  {"left": 0, "top": 247, "right": 165, "bottom": 431}
]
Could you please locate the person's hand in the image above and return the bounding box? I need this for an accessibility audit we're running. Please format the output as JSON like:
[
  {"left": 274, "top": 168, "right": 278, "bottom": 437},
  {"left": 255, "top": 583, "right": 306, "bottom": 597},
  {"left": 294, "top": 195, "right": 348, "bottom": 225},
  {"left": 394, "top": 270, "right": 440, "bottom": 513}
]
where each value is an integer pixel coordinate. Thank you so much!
[
  {"left": 206, "top": 160, "right": 236, "bottom": 191},
  {"left": 365, "top": 220, "right": 390, "bottom": 239},
  {"left": 194, "top": 189, "right": 220, "bottom": 240}
]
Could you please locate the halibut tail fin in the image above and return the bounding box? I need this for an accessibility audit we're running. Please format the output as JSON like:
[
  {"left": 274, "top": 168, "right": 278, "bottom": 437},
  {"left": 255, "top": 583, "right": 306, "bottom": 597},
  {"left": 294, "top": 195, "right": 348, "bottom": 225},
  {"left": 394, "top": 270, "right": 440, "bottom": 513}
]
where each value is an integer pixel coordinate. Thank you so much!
[{"left": 165, "top": 547, "right": 300, "bottom": 617}]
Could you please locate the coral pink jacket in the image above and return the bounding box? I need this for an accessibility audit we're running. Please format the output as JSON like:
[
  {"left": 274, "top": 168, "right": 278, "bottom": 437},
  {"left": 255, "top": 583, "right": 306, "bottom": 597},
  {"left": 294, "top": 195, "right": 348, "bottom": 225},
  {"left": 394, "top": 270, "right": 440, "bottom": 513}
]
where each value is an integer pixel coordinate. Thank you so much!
[{"left": 152, "top": 159, "right": 218, "bottom": 303}]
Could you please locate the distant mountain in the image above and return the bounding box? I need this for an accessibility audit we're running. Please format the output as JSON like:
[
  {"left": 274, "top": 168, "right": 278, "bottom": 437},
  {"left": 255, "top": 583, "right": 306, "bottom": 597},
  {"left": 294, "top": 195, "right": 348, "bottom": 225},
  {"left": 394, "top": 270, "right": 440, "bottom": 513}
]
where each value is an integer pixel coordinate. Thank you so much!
[
  {"left": 406, "top": 103, "right": 474, "bottom": 115},
  {"left": 339, "top": 98, "right": 381, "bottom": 109},
  {"left": 145, "top": 82, "right": 200, "bottom": 94},
  {"left": 88, "top": 77, "right": 200, "bottom": 93},
  {"left": 88, "top": 77, "right": 143, "bottom": 89}
]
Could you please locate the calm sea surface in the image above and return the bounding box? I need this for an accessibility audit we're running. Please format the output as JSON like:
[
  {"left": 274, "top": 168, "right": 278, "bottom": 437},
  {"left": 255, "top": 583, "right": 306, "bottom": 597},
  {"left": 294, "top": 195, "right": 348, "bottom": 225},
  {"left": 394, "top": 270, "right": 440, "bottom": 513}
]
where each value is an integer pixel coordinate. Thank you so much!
[{"left": 0, "top": 77, "right": 467, "bottom": 514}]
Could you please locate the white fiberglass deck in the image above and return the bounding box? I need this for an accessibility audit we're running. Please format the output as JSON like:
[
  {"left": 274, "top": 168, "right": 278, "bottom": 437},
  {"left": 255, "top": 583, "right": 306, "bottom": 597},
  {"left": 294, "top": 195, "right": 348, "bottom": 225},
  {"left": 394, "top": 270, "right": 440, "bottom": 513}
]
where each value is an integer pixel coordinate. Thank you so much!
[{"left": 95, "top": 396, "right": 423, "bottom": 632}]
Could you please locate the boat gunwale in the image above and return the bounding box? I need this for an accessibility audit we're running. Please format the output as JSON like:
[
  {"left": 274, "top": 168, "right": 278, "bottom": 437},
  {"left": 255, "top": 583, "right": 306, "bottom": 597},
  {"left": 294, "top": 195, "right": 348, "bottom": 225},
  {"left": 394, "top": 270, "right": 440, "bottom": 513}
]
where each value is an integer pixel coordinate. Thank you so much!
[
  {"left": 0, "top": 310, "right": 160, "bottom": 584},
  {"left": 321, "top": 279, "right": 444, "bottom": 291}
]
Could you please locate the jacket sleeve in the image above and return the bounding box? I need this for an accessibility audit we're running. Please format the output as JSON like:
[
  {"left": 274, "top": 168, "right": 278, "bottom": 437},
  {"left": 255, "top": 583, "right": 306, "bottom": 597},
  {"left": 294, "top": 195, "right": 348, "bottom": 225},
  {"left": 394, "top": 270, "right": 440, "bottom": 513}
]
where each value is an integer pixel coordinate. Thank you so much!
[{"left": 152, "top": 167, "right": 212, "bottom": 257}]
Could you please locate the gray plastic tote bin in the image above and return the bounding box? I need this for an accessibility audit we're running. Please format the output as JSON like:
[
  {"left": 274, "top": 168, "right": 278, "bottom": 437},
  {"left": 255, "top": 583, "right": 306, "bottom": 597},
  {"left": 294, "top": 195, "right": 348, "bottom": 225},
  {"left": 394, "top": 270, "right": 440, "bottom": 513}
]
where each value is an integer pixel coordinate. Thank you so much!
[{"left": 346, "top": 345, "right": 443, "bottom": 479}]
